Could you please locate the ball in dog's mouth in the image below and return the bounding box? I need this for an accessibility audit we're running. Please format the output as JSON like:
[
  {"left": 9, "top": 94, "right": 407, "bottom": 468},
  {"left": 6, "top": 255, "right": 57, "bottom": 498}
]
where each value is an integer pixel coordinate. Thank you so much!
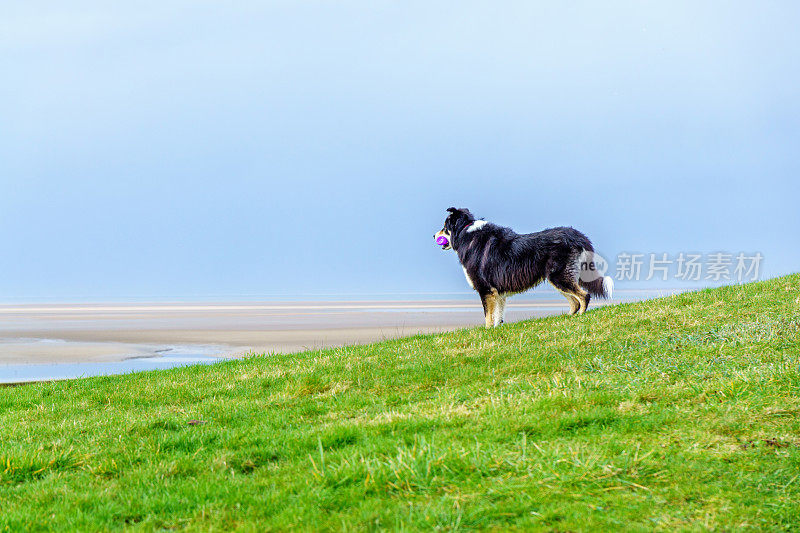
[{"left": 435, "top": 235, "right": 449, "bottom": 248}]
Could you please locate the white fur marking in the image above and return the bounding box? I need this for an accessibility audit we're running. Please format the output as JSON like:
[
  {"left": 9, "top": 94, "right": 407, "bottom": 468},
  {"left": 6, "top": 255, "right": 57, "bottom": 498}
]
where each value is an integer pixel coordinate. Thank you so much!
[
  {"left": 465, "top": 220, "right": 488, "bottom": 233},
  {"left": 462, "top": 267, "right": 474, "bottom": 289}
]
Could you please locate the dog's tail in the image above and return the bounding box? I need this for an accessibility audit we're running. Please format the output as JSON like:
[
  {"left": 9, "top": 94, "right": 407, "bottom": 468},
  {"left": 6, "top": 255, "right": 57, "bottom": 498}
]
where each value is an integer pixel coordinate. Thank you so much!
[{"left": 579, "top": 275, "right": 614, "bottom": 299}]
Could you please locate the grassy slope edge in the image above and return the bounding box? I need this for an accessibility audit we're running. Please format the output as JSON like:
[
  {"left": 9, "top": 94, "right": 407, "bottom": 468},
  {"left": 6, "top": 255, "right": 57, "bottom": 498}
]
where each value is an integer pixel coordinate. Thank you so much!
[{"left": 1, "top": 275, "right": 799, "bottom": 531}]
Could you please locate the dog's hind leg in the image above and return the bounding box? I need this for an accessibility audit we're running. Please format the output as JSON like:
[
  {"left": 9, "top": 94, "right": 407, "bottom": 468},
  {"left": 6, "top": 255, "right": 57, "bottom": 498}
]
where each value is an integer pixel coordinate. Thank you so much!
[
  {"left": 549, "top": 276, "right": 588, "bottom": 316},
  {"left": 554, "top": 287, "right": 580, "bottom": 315},
  {"left": 573, "top": 286, "right": 590, "bottom": 315},
  {"left": 549, "top": 278, "right": 579, "bottom": 315}
]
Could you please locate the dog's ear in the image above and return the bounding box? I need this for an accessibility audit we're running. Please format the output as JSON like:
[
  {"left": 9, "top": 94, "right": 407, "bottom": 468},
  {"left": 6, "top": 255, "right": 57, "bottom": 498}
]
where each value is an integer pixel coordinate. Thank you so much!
[
  {"left": 447, "top": 207, "right": 472, "bottom": 216},
  {"left": 447, "top": 207, "right": 474, "bottom": 220}
]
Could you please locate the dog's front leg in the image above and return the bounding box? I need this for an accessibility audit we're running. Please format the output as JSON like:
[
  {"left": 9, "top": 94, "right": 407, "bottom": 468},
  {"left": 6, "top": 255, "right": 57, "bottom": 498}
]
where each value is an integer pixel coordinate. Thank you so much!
[
  {"left": 480, "top": 290, "right": 498, "bottom": 328},
  {"left": 495, "top": 293, "right": 506, "bottom": 327}
]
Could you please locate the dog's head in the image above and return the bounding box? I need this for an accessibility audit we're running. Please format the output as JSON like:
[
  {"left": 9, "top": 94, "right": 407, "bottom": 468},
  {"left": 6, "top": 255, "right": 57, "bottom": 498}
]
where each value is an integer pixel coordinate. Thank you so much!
[{"left": 434, "top": 207, "right": 475, "bottom": 251}]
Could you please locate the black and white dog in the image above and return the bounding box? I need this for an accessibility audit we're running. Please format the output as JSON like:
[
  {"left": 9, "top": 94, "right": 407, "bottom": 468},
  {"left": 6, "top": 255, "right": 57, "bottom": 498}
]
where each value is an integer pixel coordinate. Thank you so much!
[{"left": 435, "top": 207, "right": 613, "bottom": 327}]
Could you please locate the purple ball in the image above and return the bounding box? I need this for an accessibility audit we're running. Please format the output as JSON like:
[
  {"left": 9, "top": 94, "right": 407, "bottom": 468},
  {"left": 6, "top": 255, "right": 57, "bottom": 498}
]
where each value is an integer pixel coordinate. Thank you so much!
[{"left": 436, "top": 235, "right": 449, "bottom": 246}]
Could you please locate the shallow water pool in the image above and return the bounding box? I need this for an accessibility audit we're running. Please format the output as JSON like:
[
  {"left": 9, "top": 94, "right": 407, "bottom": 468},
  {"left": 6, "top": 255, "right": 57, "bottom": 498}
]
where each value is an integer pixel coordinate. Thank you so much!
[{"left": 0, "top": 350, "right": 223, "bottom": 384}]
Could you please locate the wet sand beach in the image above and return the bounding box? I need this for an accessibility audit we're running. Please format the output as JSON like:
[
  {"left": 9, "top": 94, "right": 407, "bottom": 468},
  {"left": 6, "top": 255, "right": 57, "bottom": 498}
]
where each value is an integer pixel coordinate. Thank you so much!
[
  {"left": 0, "top": 299, "right": 573, "bottom": 364},
  {"left": 0, "top": 292, "right": 666, "bottom": 382}
]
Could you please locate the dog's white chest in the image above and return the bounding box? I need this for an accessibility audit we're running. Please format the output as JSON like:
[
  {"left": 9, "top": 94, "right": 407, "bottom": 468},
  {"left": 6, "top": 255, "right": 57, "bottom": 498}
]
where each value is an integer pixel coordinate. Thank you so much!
[{"left": 462, "top": 267, "right": 475, "bottom": 289}]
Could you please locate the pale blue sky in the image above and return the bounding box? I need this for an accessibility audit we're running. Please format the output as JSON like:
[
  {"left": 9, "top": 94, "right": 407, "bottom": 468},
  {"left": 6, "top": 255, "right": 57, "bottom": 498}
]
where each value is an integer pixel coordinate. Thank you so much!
[{"left": 1, "top": 2, "right": 798, "bottom": 300}]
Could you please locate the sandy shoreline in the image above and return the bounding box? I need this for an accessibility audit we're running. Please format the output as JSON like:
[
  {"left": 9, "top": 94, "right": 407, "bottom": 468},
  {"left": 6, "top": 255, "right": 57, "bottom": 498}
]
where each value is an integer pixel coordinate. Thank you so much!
[{"left": 0, "top": 300, "right": 575, "bottom": 364}]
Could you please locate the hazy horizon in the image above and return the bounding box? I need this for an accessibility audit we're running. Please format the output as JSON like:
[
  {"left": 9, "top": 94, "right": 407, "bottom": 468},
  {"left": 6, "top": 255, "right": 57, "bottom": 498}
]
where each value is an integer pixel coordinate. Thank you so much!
[{"left": 0, "top": 284, "right": 748, "bottom": 305}]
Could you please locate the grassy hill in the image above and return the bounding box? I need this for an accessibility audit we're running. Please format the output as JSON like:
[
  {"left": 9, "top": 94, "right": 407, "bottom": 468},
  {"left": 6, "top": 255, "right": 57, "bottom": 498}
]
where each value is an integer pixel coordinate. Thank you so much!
[{"left": 2, "top": 275, "right": 799, "bottom": 531}]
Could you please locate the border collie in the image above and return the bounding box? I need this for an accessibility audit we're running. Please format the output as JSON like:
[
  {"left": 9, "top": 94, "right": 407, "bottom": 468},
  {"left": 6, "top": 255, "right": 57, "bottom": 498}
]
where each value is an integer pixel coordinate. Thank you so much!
[{"left": 435, "top": 207, "right": 613, "bottom": 327}]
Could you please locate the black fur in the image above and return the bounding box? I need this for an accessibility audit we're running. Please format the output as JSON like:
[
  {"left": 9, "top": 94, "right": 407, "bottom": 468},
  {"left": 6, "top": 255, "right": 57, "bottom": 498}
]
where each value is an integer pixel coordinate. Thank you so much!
[{"left": 437, "top": 207, "right": 610, "bottom": 323}]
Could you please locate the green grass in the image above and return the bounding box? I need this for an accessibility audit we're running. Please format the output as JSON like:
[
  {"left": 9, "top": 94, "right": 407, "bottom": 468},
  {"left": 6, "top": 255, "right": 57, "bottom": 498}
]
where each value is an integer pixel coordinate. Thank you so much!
[{"left": 2, "top": 275, "right": 800, "bottom": 531}]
